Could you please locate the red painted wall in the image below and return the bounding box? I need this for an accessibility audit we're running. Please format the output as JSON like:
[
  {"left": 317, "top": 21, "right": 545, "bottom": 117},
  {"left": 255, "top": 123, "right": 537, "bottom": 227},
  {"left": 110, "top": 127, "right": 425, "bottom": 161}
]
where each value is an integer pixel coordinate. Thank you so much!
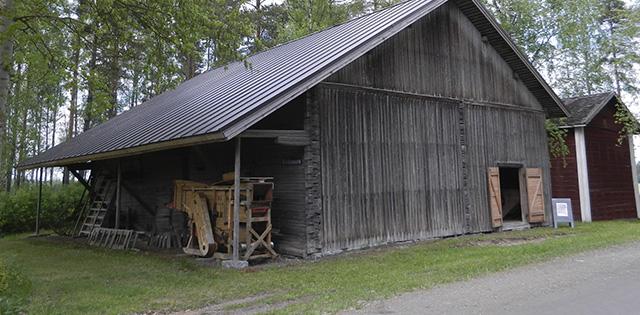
[
  {"left": 550, "top": 129, "right": 582, "bottom": 219},
  {"left": 585, "top": 105, "right": 637, "bottom": 220}
]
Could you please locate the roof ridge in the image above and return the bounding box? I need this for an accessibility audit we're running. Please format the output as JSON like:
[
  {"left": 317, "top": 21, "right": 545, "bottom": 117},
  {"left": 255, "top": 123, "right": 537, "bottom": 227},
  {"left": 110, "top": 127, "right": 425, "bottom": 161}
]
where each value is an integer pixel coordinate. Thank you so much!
[{"left": 562, "top": 91, "right": 615, "bottom": 101}]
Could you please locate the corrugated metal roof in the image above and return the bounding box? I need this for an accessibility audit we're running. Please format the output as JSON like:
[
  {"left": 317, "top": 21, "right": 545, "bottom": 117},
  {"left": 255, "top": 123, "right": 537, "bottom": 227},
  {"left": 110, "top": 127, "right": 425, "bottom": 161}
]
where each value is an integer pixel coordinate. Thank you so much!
[
  {"left": 19, "top": 0, "right": 566, "bottom": 169},
  {"left": 561, "top": 92, "right": 616, "bottom": 127}
]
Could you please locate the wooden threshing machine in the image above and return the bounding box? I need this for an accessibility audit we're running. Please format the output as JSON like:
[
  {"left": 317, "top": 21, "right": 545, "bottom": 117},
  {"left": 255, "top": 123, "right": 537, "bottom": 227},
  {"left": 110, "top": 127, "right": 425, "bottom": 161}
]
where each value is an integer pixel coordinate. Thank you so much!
[{"left": 173, "top": 176, "right": 277, "bottom": 260}]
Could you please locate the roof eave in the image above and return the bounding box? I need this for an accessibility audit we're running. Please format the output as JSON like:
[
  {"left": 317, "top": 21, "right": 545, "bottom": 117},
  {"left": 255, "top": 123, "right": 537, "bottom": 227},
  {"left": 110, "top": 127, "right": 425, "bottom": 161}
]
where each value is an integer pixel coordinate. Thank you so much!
[{"left": 17, "top": 131, "right": 227, "bottom": 170}]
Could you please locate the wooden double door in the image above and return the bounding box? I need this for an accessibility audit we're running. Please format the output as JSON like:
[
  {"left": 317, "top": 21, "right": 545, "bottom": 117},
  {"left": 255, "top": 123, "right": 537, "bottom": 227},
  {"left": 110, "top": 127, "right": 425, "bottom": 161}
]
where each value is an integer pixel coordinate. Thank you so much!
[{"left": 487, "top": 167, "right": 546, "bottom": 228}]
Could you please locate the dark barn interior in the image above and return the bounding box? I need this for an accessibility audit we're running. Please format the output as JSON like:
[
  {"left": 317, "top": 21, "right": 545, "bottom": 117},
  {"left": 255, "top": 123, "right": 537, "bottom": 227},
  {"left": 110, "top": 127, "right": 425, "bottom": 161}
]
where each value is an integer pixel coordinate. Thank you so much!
[{"left": 499, "top": 167, "right": 523, "bottom": 222}]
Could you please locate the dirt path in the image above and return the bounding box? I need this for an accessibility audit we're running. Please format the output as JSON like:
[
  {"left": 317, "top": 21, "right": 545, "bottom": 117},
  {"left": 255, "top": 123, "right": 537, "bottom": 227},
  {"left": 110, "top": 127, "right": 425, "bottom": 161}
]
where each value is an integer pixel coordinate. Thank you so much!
[{"left": 342, "top": 241, "right": 640, "bottom": 315}]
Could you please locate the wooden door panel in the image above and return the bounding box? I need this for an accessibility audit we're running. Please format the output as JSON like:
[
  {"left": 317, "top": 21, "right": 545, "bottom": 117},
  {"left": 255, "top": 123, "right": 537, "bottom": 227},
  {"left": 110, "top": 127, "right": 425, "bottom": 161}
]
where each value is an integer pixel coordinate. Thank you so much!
[
  {"left": 526, "top": 168, "right": 545, "bottom": 223},
  {"left": 488, "top": 167, "right": 502, "bottom": 228}
]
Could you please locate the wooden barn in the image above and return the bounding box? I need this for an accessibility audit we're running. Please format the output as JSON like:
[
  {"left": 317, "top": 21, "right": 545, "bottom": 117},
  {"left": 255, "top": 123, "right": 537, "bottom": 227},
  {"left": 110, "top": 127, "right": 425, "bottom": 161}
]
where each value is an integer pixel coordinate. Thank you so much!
[
  {"left": 19, "top": 0, "right": 568, "bottom": 259},
  {"left": 550, "top": 92, "right": 640, "bottom": 222}
]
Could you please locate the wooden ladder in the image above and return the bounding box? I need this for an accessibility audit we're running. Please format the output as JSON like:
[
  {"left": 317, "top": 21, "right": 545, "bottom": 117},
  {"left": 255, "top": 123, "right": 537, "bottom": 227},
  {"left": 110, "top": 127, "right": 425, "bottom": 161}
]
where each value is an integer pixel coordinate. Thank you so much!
[{"left": 77, "top": 175, "right": 116, "bottom": 237}]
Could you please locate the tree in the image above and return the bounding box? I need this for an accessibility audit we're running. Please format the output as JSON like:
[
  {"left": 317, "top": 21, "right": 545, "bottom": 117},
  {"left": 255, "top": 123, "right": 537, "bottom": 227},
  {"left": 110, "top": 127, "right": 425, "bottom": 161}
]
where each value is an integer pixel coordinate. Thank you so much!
[
  {"left": 0, "top": 0, "right": 13, "bottom": 191},
  {"left": 281, "top": 0, "right": 364, "bottom": 41},
  {"left": 485, "top": 0, "right": 640, "bottom": 99},
  {"left": 0, "top": 0, "right": 251, "bottom": 189},
  {"left": 484, "top": 0, "right": 558, "bottom": 67},
  {"left": 600, "top": 0, "right": 640, "bottom": 96}
]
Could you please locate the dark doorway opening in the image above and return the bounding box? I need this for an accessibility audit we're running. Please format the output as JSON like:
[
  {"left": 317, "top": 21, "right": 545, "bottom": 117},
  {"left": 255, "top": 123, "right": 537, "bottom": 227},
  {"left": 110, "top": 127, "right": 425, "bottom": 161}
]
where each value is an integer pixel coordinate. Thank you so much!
[{"left": 499, "top": 167, "right": 523, "bottom": 222}]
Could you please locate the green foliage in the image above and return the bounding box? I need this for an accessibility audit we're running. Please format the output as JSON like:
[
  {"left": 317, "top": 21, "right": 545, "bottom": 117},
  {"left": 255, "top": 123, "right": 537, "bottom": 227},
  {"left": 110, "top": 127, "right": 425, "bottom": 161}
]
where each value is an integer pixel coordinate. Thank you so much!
[
  {"left": 0, "top": 183, "right": 84, "bottom": 235},
  {"left": 545, "top": 119, "right": 569, "bottom": 165},
  {"left": 613, "top": 101, "right": 639, "bottom": 144},
  {"left": 280, "top": 0, "right": 365, "bottom": 41},
  {"left": 483, "top": 0, "right": 558, "bottom": 67},
  {"left": 484, "top": 0, "right": 640, "bottom": 98},
  {"left": 0, "top": 258, "right": 31, "bottom": 315}
]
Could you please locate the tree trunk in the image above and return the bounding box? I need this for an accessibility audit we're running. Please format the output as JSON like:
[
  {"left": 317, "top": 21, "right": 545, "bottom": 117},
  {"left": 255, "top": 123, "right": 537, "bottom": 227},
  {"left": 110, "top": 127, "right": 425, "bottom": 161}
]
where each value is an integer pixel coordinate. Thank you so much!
[
  {"left": 0, "top": 0, "right": 14, "bottom": 191},
  {"left": 50, "top": 101, "right": 57, "bottom": 185},
  {"left": 84, "top": 34, "right": 98, "bottom": 132},
  {"left": 15, "top": 102, "right": 27, "bottom": 189},
  {"left": 609, "top": 22, "right": 622, "bottom": 96},
  {"left": 255, "top": 0, "right": 262, "bottom": 40},
  {"left": 108, "top": 49, "right": 119, "bottom": 118},
  {"left": 63, "top": 10, "right": 82, "bottom": 185},
  {"left": 5, "top": 63, "right": 20, "bottom": 192}
]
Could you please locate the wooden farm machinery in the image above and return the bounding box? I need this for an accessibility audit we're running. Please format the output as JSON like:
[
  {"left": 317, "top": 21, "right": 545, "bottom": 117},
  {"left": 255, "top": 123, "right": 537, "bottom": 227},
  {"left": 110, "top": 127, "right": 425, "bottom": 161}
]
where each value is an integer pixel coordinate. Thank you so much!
[{"left": 173, "top": 177, "right": 278, "bottom": 260}]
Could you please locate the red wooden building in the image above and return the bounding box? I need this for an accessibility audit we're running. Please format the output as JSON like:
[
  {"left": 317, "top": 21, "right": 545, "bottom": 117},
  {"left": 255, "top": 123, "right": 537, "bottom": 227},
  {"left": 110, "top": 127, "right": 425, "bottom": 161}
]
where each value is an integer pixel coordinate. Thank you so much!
[{"left": 550, "top": 92, "right": 640, "bottom": 221}]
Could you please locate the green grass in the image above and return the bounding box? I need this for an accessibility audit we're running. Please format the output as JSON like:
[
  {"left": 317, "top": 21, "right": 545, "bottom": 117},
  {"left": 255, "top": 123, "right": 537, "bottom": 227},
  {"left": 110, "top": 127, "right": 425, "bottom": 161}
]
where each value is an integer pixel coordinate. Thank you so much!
[{"left": 1, "top": 221, "right": 639, "bottom": 314}]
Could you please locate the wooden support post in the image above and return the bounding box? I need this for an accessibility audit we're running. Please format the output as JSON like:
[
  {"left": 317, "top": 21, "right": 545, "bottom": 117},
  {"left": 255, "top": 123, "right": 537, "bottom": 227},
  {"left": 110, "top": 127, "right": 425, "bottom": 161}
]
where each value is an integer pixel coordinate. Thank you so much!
[
  {"left": 115, "top": 160, "right": 122, "bottom": 229},
  {"left": 223, "top": 137, "right": 248, "bottom": 269},
  {"left": 233, "top": 138, "right": 241, "bottom": 261},
  {"left": 35, "top": 167, "right": 43, "bottom": 236}
]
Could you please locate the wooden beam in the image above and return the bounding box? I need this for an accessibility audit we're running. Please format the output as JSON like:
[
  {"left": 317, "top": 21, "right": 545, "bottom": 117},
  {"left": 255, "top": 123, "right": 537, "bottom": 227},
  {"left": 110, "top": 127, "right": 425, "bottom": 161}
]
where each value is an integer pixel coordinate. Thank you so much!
[
  {"left": 240, "top": 130, "right": 311, "bottom": 146},
  {"left": 318, "top": 82, "right": 546, "bottom": 114},
  {"left": 69, "top": 169, "right": 91, "bottom": 191},
  {"left": 239, "top": 129, "right": 309, "bottom": 139},
  {"left": 275, "top": 136, "right": 310, "bottom": 146}
]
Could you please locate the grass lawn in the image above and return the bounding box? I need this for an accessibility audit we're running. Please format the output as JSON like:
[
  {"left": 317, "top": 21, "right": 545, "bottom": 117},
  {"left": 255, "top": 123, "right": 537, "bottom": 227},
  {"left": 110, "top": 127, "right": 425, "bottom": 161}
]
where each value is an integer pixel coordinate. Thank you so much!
[{"left": 1, "top": 220, "right": 640, "bottom": 314}]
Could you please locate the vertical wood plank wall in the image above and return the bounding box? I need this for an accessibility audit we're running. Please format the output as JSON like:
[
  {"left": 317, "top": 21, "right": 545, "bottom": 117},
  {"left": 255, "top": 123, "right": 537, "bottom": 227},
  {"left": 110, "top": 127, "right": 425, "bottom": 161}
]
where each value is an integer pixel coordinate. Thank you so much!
[
  {"left": 316, "top": 85, "right": 551, "bottom": 253},
  {"left": 318, "top": 87, "right": 466, "bottom": 253},
  {"left": 464, "top": 105, "right": 550, "bottom": 232},
  {"left": 585, "top": 104, "right": 637, "bottom": 220},
  {"left": 315, "top": 0, "right": 553, "bottom": 253}
]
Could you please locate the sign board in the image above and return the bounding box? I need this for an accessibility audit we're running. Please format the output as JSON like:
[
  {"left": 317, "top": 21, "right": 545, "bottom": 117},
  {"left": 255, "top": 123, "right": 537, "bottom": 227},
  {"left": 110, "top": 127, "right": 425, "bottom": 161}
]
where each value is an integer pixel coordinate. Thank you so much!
[{"left": 552, "top": 198, "right": 575, "bottom": 228}]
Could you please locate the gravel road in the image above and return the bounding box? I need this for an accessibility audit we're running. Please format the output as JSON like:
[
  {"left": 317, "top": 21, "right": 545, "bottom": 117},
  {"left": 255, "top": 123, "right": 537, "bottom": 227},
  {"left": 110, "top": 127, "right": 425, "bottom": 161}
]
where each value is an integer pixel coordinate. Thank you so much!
[{"left": 342, "top": 241, "right": 640, "bottom": 315}]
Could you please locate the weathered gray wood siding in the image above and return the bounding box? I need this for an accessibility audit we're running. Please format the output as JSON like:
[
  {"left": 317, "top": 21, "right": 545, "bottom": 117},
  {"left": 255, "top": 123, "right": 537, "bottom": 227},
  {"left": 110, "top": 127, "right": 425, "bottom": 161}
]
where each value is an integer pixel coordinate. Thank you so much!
[
  {"left": 326, "top": 1, "right": 543, "bottom": 111},
  {"left": 317, "top": 86, "right": 467, "bottom": 253},
  {"left": 315, "top": 0, "right": 553, "bottom": 253},
  {"left": 316, "top": 85, "right": 551, "bottom": 254},
  {"left": 463, "top": 105, "right": 551, "bottom": 232}
]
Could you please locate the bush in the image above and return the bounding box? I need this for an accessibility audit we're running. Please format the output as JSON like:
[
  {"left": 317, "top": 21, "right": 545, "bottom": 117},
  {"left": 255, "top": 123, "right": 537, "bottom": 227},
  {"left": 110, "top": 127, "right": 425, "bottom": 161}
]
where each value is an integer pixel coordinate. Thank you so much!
[
  {"left": 0, "top": 183, "right": 84, "bottom": 236},
  {"left": 0, "top": 258, "right": 31, "bottom": 314}
]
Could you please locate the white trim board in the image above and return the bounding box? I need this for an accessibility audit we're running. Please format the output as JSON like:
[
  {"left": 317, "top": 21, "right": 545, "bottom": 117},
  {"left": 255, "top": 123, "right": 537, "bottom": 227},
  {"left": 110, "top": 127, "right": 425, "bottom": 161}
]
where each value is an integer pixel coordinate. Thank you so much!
[
  {"left": 575, "top": 127, "right": 592, "bottom": 222},
  {"left": 628, "top": 135, "right": 640, "bottom": 218}
]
